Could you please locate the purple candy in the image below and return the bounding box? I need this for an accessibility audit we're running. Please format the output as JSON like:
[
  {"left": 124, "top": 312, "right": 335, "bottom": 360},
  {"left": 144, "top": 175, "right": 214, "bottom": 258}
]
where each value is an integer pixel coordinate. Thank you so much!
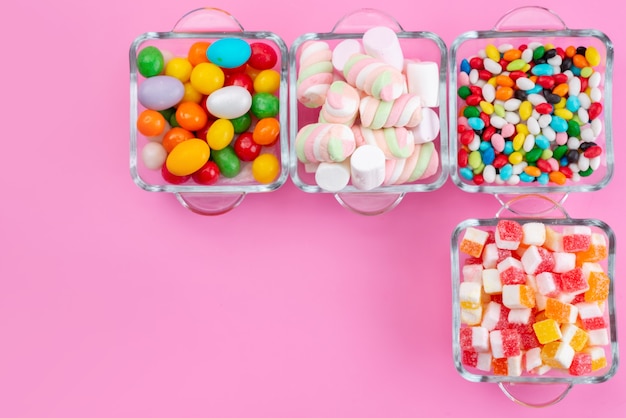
[{"left": 137, "top": 75, "right": 184, "bottom": 111}]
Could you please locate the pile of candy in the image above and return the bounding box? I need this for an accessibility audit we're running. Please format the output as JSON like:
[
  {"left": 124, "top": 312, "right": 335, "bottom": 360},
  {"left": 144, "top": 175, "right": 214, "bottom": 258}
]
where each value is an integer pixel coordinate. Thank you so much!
[
  {"left": 456, "top": 42, "right": 605, "bottom": 186},
  {"left": 135, "top": 38, "right": 282, "bottom": 185},
  {"left": 294, "top": 26, "right": 442, "bottom": 192},
  {"left": 457, "top": 220, "right": 611, "bottom": 377}
]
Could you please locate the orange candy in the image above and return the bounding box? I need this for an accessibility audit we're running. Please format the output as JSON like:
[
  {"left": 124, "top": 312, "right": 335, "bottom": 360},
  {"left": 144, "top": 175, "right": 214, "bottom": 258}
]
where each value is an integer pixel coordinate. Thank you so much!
[
  {"left": 573, "top": 54, "right": 589, "bottom": 68},
  {"left": 252, "top": 117, "right": 280, "bottom": 145},
  {"left": 162, "top": 127, "right": 194, "bottom": 153},
  {"left": 549, "top": 171, "right": 567, "bottom": 185},
  {"left": 188, "top": 41, "right": 211, "bottom": 66},
  {"left": 502, "top": 49, "right": 522, "bottom": 62},
  {"left": 137, "top": 110, "right": 166, "bottom": 137},
  {"left": 495, "top": 86, "right": 514, "bottom": 101},
  {"left": 175, "top": 101, "right": 208, "bottom": 131}
]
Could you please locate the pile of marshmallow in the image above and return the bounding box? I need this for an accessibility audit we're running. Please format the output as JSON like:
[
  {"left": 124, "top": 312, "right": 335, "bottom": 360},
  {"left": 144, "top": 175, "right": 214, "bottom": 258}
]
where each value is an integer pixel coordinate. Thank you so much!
[{"left": 295, "top": 26, "right": 441, "bottom": 192}]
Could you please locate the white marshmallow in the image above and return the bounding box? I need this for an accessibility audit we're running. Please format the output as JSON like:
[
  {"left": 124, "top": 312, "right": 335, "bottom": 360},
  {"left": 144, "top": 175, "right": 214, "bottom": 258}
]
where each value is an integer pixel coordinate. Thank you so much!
[
  {"left": 508, "top": 308, "right": 532, "bottom": 324},
  {"left": 587, "top": 329, "right": 610, "bottom": 346},
  {"left": 331, "top": 39, "right": 363, "bottom": 72},
  {"left": 552, "top": 252, "right": 576, "bottom": 273},
  {"left": 405, "top": 61, "right": 440, "bottom": 107},
  {"left": 460, "top": 281, "right": 482, "bottom": 307},
  {"left": 490, "top": 330, "right": 505, "bottom": 359},
  {"left": 470, "top": 326, "right": 490, "bottom": 352},
  {"left": 535, "top": 272, "right": 560, "bottom": 297},
  {"left": 461, "top": 306, "right": 483, "bottom": 326},
  {"left": 363, "top": 26, "right": 404, "bottom": 71},
  {"left": 508, "top": 355, "right": 523, "bottom": 376},
  {"left": 411, "top": 107, "right": 439, "bottom": 144},
  {"left": 482, "top": 243, "right": 500, "bottom": 269},
  {"left": 476, "top": 352, "right": 493, "bottom": 371},
  {"left": 349, "top": 145, "right": 385, "bottom": 190},
  {"left": 315, "top": 161, "right": 351, "bottom": 192}
]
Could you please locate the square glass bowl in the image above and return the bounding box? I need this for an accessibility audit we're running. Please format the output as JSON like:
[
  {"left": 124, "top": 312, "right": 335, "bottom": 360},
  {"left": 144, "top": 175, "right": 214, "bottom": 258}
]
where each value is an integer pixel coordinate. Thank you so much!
[
  {"left": 288, "top": 9, "right": 448, "bottom": 215},
  {"left": 448, "top": 6, "right": 614, "bottom": 194},
  {"left": 451, "top": 206, "right": 618, "bottom": 406},
  {"left": 130, "top": 8, "right": 289, "bottom": 215}
]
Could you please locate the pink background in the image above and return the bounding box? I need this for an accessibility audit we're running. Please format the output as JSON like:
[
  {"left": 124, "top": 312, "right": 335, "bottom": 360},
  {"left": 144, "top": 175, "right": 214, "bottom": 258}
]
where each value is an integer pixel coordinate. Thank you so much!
[{"left": 1, "top": 0, "right": 623, "bottom": 416}]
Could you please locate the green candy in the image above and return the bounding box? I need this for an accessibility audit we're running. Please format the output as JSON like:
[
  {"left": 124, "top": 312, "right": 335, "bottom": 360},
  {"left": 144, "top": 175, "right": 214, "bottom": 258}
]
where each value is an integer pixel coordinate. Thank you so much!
[
  {"left": 567, "top": 120, "right": 581, "bottom": 137},
  {"left": 463, "top": 106, "right": 480, "bottom": 118},
  {"left": 251, "top": 93, "right": 279, "bottom": 119},
  {"left": 473, "top": 162, "right": 485, "bottom": 175},
  {"left": 525, "top": 147, "right": 543, "bottom": 163},
  {"left": 553, "top": 145, "right": 569, "bottom": 160},
  {"left": 581, "top": 67, "right": 594, "bottom": 78},
  {"left": 533, "top": 46, "right": 545, "bottom": 60},
  {"left": 169, "top": 112, "right": 179, "bottom": 128},
  {"left": 458, "top": 85, "right": 471, "bottom": 99},
  {"left": 506, "top": 59, "right": 526, "bottom": 71},
  {"left": 468, "top": 151, "right": 482, "bottom": 169},
  {"left": 212, "top": 146, "right": 241, "bottom": 178},
  {"left": 230, "top": 112, "right": 252, "bottom": 133},
  {"left": 158, "top": 107, "right": 176, "bottom": 122},
  {"left": 137, "top": 46, "right": 164, "bottom": 78},
  {"left": 541, "top": 149, "right": 553, "bottom": 160},
  {"left": 579, "top": 167, "right": 594, "bottom": 177}
]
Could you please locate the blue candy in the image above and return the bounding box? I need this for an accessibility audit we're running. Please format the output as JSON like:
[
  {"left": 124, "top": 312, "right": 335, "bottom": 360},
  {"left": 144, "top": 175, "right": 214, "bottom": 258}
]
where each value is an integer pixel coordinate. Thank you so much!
[
  {"left": 566, "top": 96, "right": 581, "bottom": 112},
  {"left": 460, "top": 167, "right": 474, "bottom": 180},
  {"left": 572, "top": 66, "right": 581, "bottom": 76},
  {"left": 535, "top": 135, "right": 550, "bottom": 150},
  {"left": 468, "top": 117, "right": 485, "bottom": 130},
  {"left": 460, "top": 59, "right": 471, "bottom": 74},
  {"left": 527, "top": 85, "right": 543, "bottom": 94},
  {"left": 531, "top": 63, "right": 554, "bottom": 76},
  {"left": 479, "top": 141, "right": 491, "bottom": 151},
  {"left": 550, "top": 115, "right": 568, "bottom": 132},
  {"left": 560, "top": 156, "right": 569, "bottom": 166},
  {"left": 499, "top": 164, "right": 513, "bottom": 181},
  {"left": 537, "top": 172, "right": 549, "bottom": 185},
  {"left": 207, "top": 38, "right": 252, "bottom": 69},
  {"left": 519, "top": 172, "right": 535, "bottom": 182},
  {"left": 481, "top": 147, "right": 495, "bottom": 165},
  {"left": 503, "top": 141, "right": 514, "bottom": 155}
]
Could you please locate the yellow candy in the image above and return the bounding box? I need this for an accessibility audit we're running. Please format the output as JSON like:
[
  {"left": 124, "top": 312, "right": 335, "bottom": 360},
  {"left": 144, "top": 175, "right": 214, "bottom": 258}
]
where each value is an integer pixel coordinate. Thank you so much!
[
  {"left": 585, "top": 46, "right": 601, "bottom": 66},
  {"left": 512, "top": 133, "right": 525, "bottom": 151},
  {"left": 253, "top": 69, "right": 281, "bottom": 94},
  {"left": 182, "top": 82, "right": 202, "bottom": 104},
  {"left": 521, "top": 63, "right": 531, "bottom": 73},
  {"left": 516, "top": 123, "right": 529, "bottom": 135},
  {"left": 206, "top": 119, "right": 235, "bottom": 151},
  {"left": 252, "top": 153, "right": 280, "bottom": 184},
  {"left": 165, "top": 138, "right": 210, "bottom": 176},
  {"left": 494, "top": 104, "right": 505, "bottom": 117},
  {"left": 586, "top": 347, "right": 607, "bottom": 371},
  {"left": 541, "top": 341, "right": 574, "bottom": 369},
  {"left": 165, "top": 57, "right": 193, "bottom": 83},
  {"left": 487, "top": 77, "right": 498, "bottom": 87},
  {"left": 561, "top": 324, "right": 589, "bottom": 352},
  {"left": 533, "top": 318, "right": 562, "bottom": 344},
  {"left": 554, "top": 97, "right": 567, "bottom": 109},
  {"left": 190, "top": 62, "right": 225, "bottom": 95},
  {"left": 479, "top": 100, "right": 494, "bottom": 115},
  {"left": 554, "top": 108, "right": 574, "bottom": 120},
  {"left": 519, "top": 101, "right": 532, "bottom": 121},
  {"left": 508, "top": 151, "right": 523, "bottom": 165},
  {"left": 485, "top": 44, "right": 500, "bottom": 62}
]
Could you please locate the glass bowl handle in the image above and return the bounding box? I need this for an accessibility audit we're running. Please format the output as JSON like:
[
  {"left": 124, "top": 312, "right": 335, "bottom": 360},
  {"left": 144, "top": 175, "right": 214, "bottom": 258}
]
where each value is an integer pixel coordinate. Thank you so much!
[
  {"left": 498, "top": 382, "right": 573, "bottom": 408},
  {"left": 332, "top": 8, "right": 404, "bottom": 33},
  {"left": 495, "top": 194, "right": 570, "bottom": 219},
  {"left": 493, "top": 6, "right": 568, "bottom": 31},
  {"left": 172, "top": 7, "right": 244, "bottom": 32},
  {"left": 175, "top": 192, "right": 246, "bottom": 216}
]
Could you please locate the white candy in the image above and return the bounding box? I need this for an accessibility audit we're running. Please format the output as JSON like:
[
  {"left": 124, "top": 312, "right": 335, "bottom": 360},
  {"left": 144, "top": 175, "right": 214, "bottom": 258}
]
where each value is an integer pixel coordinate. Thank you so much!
[
  {"left": 331, "top": 39, "right": 363, "bottom": 72},
  {"left": 462, "top": 263, "right": 484, "bottom": 283},
  {"left": 504, "top": 98, "right": 521, "bottom": 111},
  {"left": 578, "top": 154, "right": 590, "bottom": 171},
  {"left": 483, "top": 164, "right": 496, "bottom": 183},
  {"left": 578, "top": 107, "right": 590, "bottom": 124},
  {"left": 483, "top": 58, "right": 502, "bottom": 74},
  {"left": 363, "top": 26, "right": 404, "bottom": 71},
  {"left": 542, "top": 126, "right": 556, "bottom": 141},
  {"left": 569, "top": 77, "right": 582, "bottom": 96},
  {"left": 523, "top": 134, "right": 535, "bottom": 152},
  {"left": 512, "top": 162, "right": 527, "bottom": 175},
  {"left": 552, "top": 252, "right": 576, "bottom": 273},
  {"left": 461, "top": 306, "right": 483, "bottom": 325},
  {"left": 522, "top": 222, "right": 546, "bottom": 246},
  {"left": 476, "top": 352, "right": 493, "bottom": 371},
  {"left": 521, "top": 48, "right": 534, "bottom": 63},
  {"left": 568, "top": 136, "right": 581, "bottom": 149},
  {"left": 516, "top": 77, "right": 535, "bottom": 91},
  {"left": 536, "top": 272, "right": 560, "bottom": 296},
  {"left": 482, "top": 83, "right": 496, "bottom": 103},
  {"left": 550, "top": 343, "right": 575, "bottom": 368},
  {"left": 588, "top": 329, "right": 610, "bottom": 346},
  {"left": 589, "top": 71, "right": 602, "bottom": 88},
  {"left": 482, "top": 268, "right": 502, "bottom": 294},
  {"left": 469, "top": 327, "right": 490, "bottom": 352},
  {"left": 507, "top": 174, "right": 520, "bottom": 185},
  {"left": 468, "top": 133, "right": 481, "bottom": 151},
  {"left": 548, "top": 56, "right": 562, "bottom": 66},
  {"left": 581, "top": 126, "right": 595, "bottom": 141},
  {"left": 489, "top": 330, "right": 506, "bottom": 359},
  {"left": 591, "top": 118, "right": 603, "bottom": 137},
  {"left": 469, "top": 68, "right": 479, "bottom": 84},
  {"left": 505, "top": 111, "right": 520, "bottom": 124},
  {"left": 527, "top": 117, "right": 541, "bottom": 135},
  {"left": 405, "top": 61, "right": 440, "bottom": 107},
  {"left": 508, "top": 308, "right": 532, "bottom": 324},
  {"left": 590, "top": 87, "right": 602, "bottom": 102},
  {"left": 315, "top": 161, "right": 350, "bottom": 192},
  {"left": 141, "top": 142, "right": 167, "bottom": 170},
  {"left": 525, "top": 347, "right": 543, "bottom": 371},
  {"left": 508, "top": 355, "right": 523, "bottom": 376},
  {"left": 590, "top": 155, "right": 601, "bottom": 170},
  {"left": 528, "top": 93, "right": 547, "bottom": 106},
  {"left": 412, "top": 107, "right": 440, "bottom": 144},
  {"left": 538, "top": 114, "right": 552, "bottom": 128},
  {"left": 460, "top": 281, "right": 482, "bottom": 306},
  {"left": 578, "top": 92, "right": 591, "bottom": 109},
  {"left": 498, "top": 43, "right": 514, "bottom": 53},
  {"left": 349, "top": 145, "right": 385, "bottom": 190},
  {"left": 481, "top": 301, "right": 502, "bottom": 331},
  {"left": 490, "top": 115, "right": 507, "bottom": 129}
]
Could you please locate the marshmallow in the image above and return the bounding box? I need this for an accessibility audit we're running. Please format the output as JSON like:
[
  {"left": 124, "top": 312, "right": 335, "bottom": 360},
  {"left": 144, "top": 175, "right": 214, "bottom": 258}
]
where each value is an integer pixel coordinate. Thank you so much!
[
  {"left": 535, "top": 271, "right": 561, "bottom": 297},
  {"left": 481, "top": 301, "right": 502, "bottom": 331},
  {"left": 331, "top": 39, "right": 363, "bottom": 72},
  {"left": 314, "top": 160, "right": 351, "bottom": 192},
  {"left": 508, "top": 355, "right": 523, "bottom": 376},
  {"left": 495, "top": 219, "right": 523, "bottom": 250},
  {"left": 521, "top": 245, "right": 555, "bottom": 275},
  {"left": 541, "top": 341, "right": 575, "bottom": 369},
  {"left": 411, "top": 107, "right": 439, "bottom": 144},
  {"left": 352, "top": 125, "right": 415, "bottom": 160},
  {"left": 461, "top": 305, "right": 483, "bottom": 326},
  {"left": 359, "top": 94, "right": 422, "bottom": 129},
  {"left": 586, "top": 346, "right": 607, "bottom": 370},
  {"left": 405, "top": 61, "right": 440, "bottom": 107},
  {"left": 318, "top": 81, "right": 360, "bottom": 125},
  {"left": 460, "top": 281, "right": 483, "bottom": 309},
  {"left": 525, "top": 347, "right": 543, "bottom": 371},
  {"left": 544, "top": 226, "right": 564, "bottom": 252},
  {"left": 460, "top": 326, "right": 490, "bottom": 352},
  {"left": 522, "top": 222, "right": 546, "bottom": 246},
  {"left": 462, "top": 263, "right": 484, "bottom": 283},
  {"left": 297, "top": 41, "right": 334, "bottom": 108},
  {"left": 295, "top": 123, "right": 356, "bottom": 164},
  {"left": 502, "top": 284, "right": 536, "bottom": 309},
  {"left": 476, "top": 352, "right": 493, "bottom": 371},
  {"left": 587, "top": 329, "right": 610, "bottom": 346},
  {"left": 561, "top": 323, "right": 589, "bottom": 351},
  {"left": 343, "top": 53, "right": 405, "bottom": 101},
  {"left": 362, "top": 26, "right": 404, "bottom": 71},
  {"left": 349, "top": 144, "right": 385, "bottom": 190},
  {"left": 460, "top": 227, "right": 489, "bottom": 258},
  {"left": 552, "top": 252, "right": 576, "bottom": 273},
  {"left": 482, "top": 268, "right": 502, "bottom": 294},
  {"left": 490, "top": 329, "right": 521, "bottom": 358}
]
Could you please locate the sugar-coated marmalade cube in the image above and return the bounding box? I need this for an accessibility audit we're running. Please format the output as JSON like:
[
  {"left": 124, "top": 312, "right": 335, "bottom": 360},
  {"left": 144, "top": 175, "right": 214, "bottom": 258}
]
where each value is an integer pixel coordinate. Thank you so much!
[
  {"left": 482, "top": 268, "right": 502, "bottom": 295},
  {"left": 535, "top": 272, "right": 561, "bottom": 297},
  {"left": 587, "top": 328, "right": 610, "bottom": 346},
  {"left": 460, "top": 227, "right": 489, "bottom": 258},
  {"left": 462, "top": 263, "right": 484, "bottom": 283},
  {"left": 482, "top": 243, "right": 512, "bottom": 269},
  {"left": 525, "top": 346, "right": 543, "bottom": 371},
  {"left": 502, "top": 284, "right": 535, "bottom": 309},
  {"left": 576, "top": 233, "right": 608, "bottom": 264},
  {"left": 585, "top": 271, "right": 610, "bottom": 302},
  {"left": 569, "top": 352, "right": 593, "bottom": 375},
  {"left": 561, "top": 323, "right": 589, "bottom": 352},
  {"left": 541, "top": 341, "right": 575, "bottom": 369},
  {"left": 480, "top": 301, "right": 501, "bottom": 331},
  {"left": 497, "top": 257, "right": 526, "bottom": 285},
  {"left": 533, "top": 318, "right": 562, "bottom": 344},
  {"left": 563, "top": 225, "right": 592, "bottom": 252},
  {"left": 492, "top": 357, "right": 508, "bottom": 375},
  {"left": 460, "top": 281, "right": 482, "bottom": 309},
  {"left": 576, "top": 302, "right": 605, "bottom": 330},
  {"left": 460, "top": 326, "right": 490, "bottom": 352},
  {"left": 582, "top": 262, "right": 604, "bottom": 281},
  {"left": 521, "top": 245, "right": 555, "bottom": 275},
  {"left": 522, "top": 222, "right": 546, "bottom": 246},
  {"left": 476, "top": 352, "right": 492, "bottom": 371},
  {"left": 508, "top": 308, "right": 532, "bottom": 325},
  {"left": 545, "top": 298, "right": 578, "bottom": 324},
  {"left": 585, "top": 346, "right": 608, "bottom": 371},
  {"left": 519, "top": 329, "right": 541, "bottom": 351},
  {"left": 462, "top": 350, "right": 479, "bottom": 367},
  {"left": 560, "top": 267, "right": 589, "bottom": 295},
  {"left": 508, "top": 355, "right": 523, "bottom": 376},
  {"left": 490, "top": 329, "right": 521, "bottom": 359},
  {"left": 552, "top": 252, "right": 576, "bottom": 273},
  {"left": 495, "top": 220, "right": 523, "bottom": 250},
  {"left": 544, "top": 226, "right": 564, "bottom": 252},
  {"left": 461, "top": 306, "right": 483, "bottom": 326}
]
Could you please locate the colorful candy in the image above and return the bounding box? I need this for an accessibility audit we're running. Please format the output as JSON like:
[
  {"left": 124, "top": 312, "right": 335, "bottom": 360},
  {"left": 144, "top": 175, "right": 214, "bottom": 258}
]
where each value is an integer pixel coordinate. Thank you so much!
[
  {"left": 456, "top": 42, "right": 606, "bottom": 186},
  {"left": 134, "top": 38, "right": 283, "bottom": 186},
  {"left": 458, "top": 220, "right": 612, "bottom": 377}
]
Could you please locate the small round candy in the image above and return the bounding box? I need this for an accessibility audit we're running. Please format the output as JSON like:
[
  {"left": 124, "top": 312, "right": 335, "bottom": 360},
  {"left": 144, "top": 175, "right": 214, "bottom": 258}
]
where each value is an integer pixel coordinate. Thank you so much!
[
  {"left": 161, "top": 164, "right": 190, "bottom": 184},
  {"left": 165, "top": 57, "right": 193, "bottom": 82},
  {"left": 205, "top": 85, "right": 252, "bottom": 119},
  {"left": 251, "top": 92, "right": 279, "bottom": 118},
  {"left": 192, "top": 160, "right": 220, "bottom": 185},
  {"left": 141, "top": 142, "right": 167, "bottom": 170},
  {"left": 187, "top": 41, "right": 211, "bottom": 66},
  {"left": 137, "top": 46, "right": 164, "bottom": 77},
  {"left": 176, "top": 102, "right": 208, "bottom": 132},
  {"left": 206, "top": 119, "right": 235, "bottom": 151},
  {"left": 207, "top": 38, "right": 251, "bottom": 69},
  {"left": 230, "top": 112, "right": 252, "bottom": 133},
  {"left": 162, "top": 127, "right": 194, "bottom": 153},
  {"left": 138, "top": 75, "right": 185, "bottom": 111},
  {"left": 211, "top": 146, "right": 240, "bottom": 178},
  {"left": 248, "top": 42, "right": 278, "bottom": 70},
  {"left": 252, "top": 153, "right": 280, "bottom": 184},
  {"left": 253, "top": 69, "right": 280, "bottom": 94},
  {"left": 234, "top": 132, "right": 261, "bottom": 161},
  {"left": 190, "top": 62, "right": 224, "bottom": 95},
  {"left": 224, "top": 72, "right": 254, "bottom": 95},
  {"left": 166, "top": 138, "right": 210, "bottom": 176},
  {"left": 182, "top": 82, "right": 203, "bottom": 104},
  {"left": 137, "top": 109, "right": 166, "bottom": 136},
  {"left": 252, "top": 118, "right": 280, "bottom": 146}
]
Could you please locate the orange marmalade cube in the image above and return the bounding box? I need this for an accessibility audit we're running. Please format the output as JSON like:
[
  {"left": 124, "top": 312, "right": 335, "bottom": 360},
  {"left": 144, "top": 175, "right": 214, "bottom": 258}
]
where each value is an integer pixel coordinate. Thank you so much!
[
  {"left": 460, "top": 227, "right": 489, "bottom": 258},
  {"left": 576, "top": 233, "right": 608, "bottom": 265},
  {"left": 585, "top": 271, "right": 610, "bottom": 302}
]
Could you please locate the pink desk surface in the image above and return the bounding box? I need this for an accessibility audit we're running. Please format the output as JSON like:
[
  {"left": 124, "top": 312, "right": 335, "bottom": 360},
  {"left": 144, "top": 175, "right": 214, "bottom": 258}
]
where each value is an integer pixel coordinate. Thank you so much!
[{"left": 1, "top": 0, "right": 624, "bottom": 416}]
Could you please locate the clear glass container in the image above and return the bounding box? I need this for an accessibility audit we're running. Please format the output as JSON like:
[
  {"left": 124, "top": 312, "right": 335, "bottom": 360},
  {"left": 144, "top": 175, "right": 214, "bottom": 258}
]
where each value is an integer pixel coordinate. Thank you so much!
[
  {"left": 449, "top": 6, "right": 614, "bottom": 194},
  {"left": 129, "top": 8, "right": 289, "bottom": 215},
  {"left": 451, "top": 195, "right": 618, "bottom": 407},
  {"left": 289, "top": 9, "right": 448, "bottom": 215}
]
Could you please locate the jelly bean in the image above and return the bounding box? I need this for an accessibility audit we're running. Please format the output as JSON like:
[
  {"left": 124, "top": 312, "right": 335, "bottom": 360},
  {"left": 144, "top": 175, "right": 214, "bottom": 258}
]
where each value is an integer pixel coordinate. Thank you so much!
[
  {"left": 230, "top": 112, "right": 252, "bottom": 134},
  {"left": 224, "top": 72, "right": 255, "bottom": 95},
  {"left": 187, "top": 41, "right": 211, "bottom": 66},
  {"left": 253, "top": 69, "right": 281, "bottom": 94},
  {"left": 519, "top": 172, "right": 534, "bottom": 182},
  {"left": 525, "top": 148, "right": 543, "bottom": 163},
  {"left": 463, "top": 106, "right": 480, "bottom": 119},
  {"left": 535, "top": 135, "right": 550, "bottom": 150},
  {"left": 499, "top": 164, "right": 513, "bottom": 181},
  {"left": 579, "top": 166, "right": 594, "bottom": 177},
  {"left": 459, "top": 167, "right": 474, "bottom": 180},
  {"left": 206, "top": 119, "right": 235, "bottom": 151},
  {"left": 211, "top": 146, "right": 241, "bottom": 178},
  {"left": 467, "top": 117, "right": 485, "bottom": 130},
  {"left": 524, "top": 166, "right": 541, "bottom": 177},
  {"left": 532, "top": 63, "right": 554, "bottom": 76},
  {"left": 549, "top": 170, "right": 567, "bottom": 185},
  {"left": 141, "top": 142, "right": 167, "bottom": 170},
  {"left": 566, "top": 95, "right": 581, "bottom": 112},
  {"left": 549, "top": 115, "right": 568, "bottom": 132},
  {"left": 190, "top": 62, "right": 225, "bottom": 95},
  {"left": 482, "top": 147, "right": 495, "bottom": 165},
  {"left": 165, "top": 57, "right": 193, "bottom": 82},
  {"left": 137, "top": 109, "right": 166, "bottom": 137},
  {"left": 248, "top": 42, "right": 278, "bottom": 70},
  {"left": 205, "top": 85, "right": 252, "bottom": 119},
  {"left": 176, "top": 102, "right": 208, "bottom": 132},
  {"left": 509, "top": 151, "right": 523, "bottom": 165},
  {"left": 536, "top": 159, "right": 551, "bottom": 173},
  {"left": 137, "top": 46, "right": 164, "bottom": 77},
  {"left": 458, "top": 85, "right": 471, "bottom": 99},
  {"left": 580, "top": 67, "right": 593, "bottom": 78},
  {"left": 567, "top": 120, "right": 581, "bottom": 137},
  {"left": 138, "top": 75, "right": 185, "bottom": 111},
  {"left": 207, "top": 38, "right": 252, "bottom": 69},
  {"left": 460, "top": 59, "right": 471, "bottom": 74},
  {"left": 252, "top": 153, "right": 280, "bottom": 184},
  {"left": 234, "top": 132, "right": 262, "bottom": 161},
  {"left": 161, "top": 164, "right": 190, "bottom": 184},
  {"left": 252, "top": 117, "right": 280, "bottom": 146},
  {"left": 588, "top": 102, "right": 603, "bottom": 120},
  {"left": 162, "top": 127, "right": 194, "bottom": 153},
  {"left": 192, "top": 160, "right": 220, "bottom": 185},
  {"left": 584, "top": 145, "right": 602, "bottom": 159},
  {"left": 166, "top": 138, "right": 210, "bottom": 176},
  {"left": 537, "top": 172, "right": 549, "bottom": 184},
  {"left": 251, "top": 92, "right": 279, "bottom": 119},
  {"left": 554, "top": 108, "right": 573, "bottom": 120}
]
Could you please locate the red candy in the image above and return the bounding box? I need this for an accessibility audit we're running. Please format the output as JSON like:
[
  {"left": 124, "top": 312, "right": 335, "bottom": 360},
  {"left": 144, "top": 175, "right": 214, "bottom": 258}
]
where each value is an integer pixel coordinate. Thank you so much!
[
  {"left": 469, "top": 57, "right": 484, "bottom": 70},
  {"left": 535, "top": 103, "right": 554, "bottom": 114},
  {"left": 191, "top": 161, "right": 220, "bottom": 185},
  {"left": 570, "top": 352, "right": 592, "bottom": 376},
  {"left": 247, "top": 42, "right": 278, "bottom": 70},
  {"left": 501, "top": 329, "right": 521, "bottom": 357},
  {"left": 234, "top": 132, "right": 262, "bottom": 161},
  {"left": 458, "top": 148, "right": 469, "bottom": 167},
  {"left": 536, "top": 76, "right": 555, "bottom": 89},
  {"left": 560, "top": 268, "right": 587, "bottom": 294},
  {"left": 584, "top": 145, "right": 602, "bottom": 159},
  {"left": 466, "top": 95, "right": 482, "bottom": 106},
  {"left": 588, "top": 102, "right": 603, "bottom": 120},
  {"left": 462, "top": 350, "right": 479, "bottom": 367}
]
